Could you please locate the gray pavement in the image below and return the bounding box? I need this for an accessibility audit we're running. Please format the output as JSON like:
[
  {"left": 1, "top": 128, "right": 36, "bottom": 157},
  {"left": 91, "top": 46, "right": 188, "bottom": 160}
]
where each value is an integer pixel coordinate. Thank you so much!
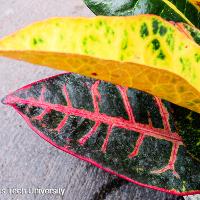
[{"left": 0, "top": 1, "right": 199, "bottom": 199}]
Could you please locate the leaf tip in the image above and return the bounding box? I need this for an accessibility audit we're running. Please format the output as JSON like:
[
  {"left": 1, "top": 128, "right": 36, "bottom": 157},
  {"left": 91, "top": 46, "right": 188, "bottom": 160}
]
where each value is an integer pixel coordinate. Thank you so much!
[
  {"left": 1, "top": 94, "right": 15, "bottom": 106},
  {"left": 1, "top": 96, "right": 8, "bottom": 105}
]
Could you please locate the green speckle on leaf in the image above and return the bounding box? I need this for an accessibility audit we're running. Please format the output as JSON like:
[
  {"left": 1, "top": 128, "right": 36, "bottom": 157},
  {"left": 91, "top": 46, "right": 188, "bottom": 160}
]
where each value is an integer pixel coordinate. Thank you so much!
[
  {"left": 179, "top": 43, "right": 184, "bottom": 50},
  {"left": 96, "top": 20, "right": 105, "bottom": 29},
  {"left": 84, "top": 49, "right": 89, "bottom": 54},
  {"left": 192, "top": 72, "right": 196, "bottom": 81},
  {"left": 84, "top": 49, "right": 94, "bottom": 55},
  {"left": 157, "top": 50, "right": 165, "bottom": 60},
  {"left": 109, "top": 29, "right": 115, "bottom": 36},
  {"left": 122, "top": 40, "right": 128, "bottom": 50},
  {"left": 105, "top": 27, "right": 109, "bottom": 34},
  {"left": 32, "top": 37, "right": 44, "bottom": 45},
  {"left": 131, "top": 24, "right": 135, "bottom": 31},
  {"left": 195, "top": 53, "right": 200, "bottom": 63},
  {"left": 152, "top": 19, "right": 167, "bottom": 37},
  {"left": 140, "top": 23, "right": 149, "bottom": 39},
  {"left": 182, "top": 181, "right": 186, "bottom": 192},
  {"left": 98, "top": 20, "right": 103, "bottom": 26},
  {"left": 151, "top": 39, "right": 160, "bottom": 51},
  {"left": 82, "top": 37, "right": 87, "bottom": 46},
  {"left": 180, "top": 57, "right": 191, "bottom": 73},
  {"left": 33, "top": 38, "right": 37, "bottom": 45},
  {"left": 180, "top": 57, "right": 185, "bottom": 71},
  {"left": 121, "top": 30, "right": 128, "bottom": 50},
  {"left": 166, "top": 33, "right": 174, "bottom": 51},
  {"left": 159, "top": 26, "right": 167, "bottom": 36},
  {"left": 89, "top": 35, "right": 96, "bottom": 41},
  {"left": 105, "top": 26, "right": 115, "bottom": 36},
  {"left": 152, "top": 19, "right": 159, "bottom": 34},
  {"left": 186, "top": 112, "right": 193, "bottom": 122}
]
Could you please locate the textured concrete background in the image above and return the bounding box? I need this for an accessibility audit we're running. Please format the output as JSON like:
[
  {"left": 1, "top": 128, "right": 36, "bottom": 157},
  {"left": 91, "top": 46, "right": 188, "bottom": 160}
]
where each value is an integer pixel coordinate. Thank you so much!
[{"left": 0, "top": 1, "right": 199, "bottom": 200}]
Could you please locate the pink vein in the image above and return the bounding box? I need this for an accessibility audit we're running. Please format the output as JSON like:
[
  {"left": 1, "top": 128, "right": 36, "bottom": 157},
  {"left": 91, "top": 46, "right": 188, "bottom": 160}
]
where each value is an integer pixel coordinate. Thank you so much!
[
  {"left": 101, "top": 125, "right": 113, "bottom": 153},
  {"left": 154, "top": 97, "right": 171, "bottom": 132},
  {"left": 128, "top": 134, "right": 145, "bottom": 158},
  {"left": 62, "top": 85, "right": 72, "bottom": 107},
  {"left": 78, "top": 121, "right": 100, "bottom": 146},
  {"left": 32, "top": 108, "right": 51, "bottom": 120},
  {"left": 39, "top": 85, "right": 46, "bottom": 102},
  {"left": 117, "top": 86, "right": 135, "bottom": 123},
  {"left": 91, "top": 81, "right": 101, "bottom": 113},
  {"left": 147, "top": 111, "right": 153, "bottom": 128},
  {"left": 151, "top": 142, "right": 180, "bottom": 179},
  {"left": 55, "top": 114, "right": 69, "bottom": 133}
]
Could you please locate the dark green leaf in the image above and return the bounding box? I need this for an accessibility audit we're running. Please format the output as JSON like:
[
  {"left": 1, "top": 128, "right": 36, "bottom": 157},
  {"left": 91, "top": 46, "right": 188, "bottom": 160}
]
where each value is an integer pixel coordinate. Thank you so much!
[{"left": 2, "top": 73, "right": 200, "bottom": 195}]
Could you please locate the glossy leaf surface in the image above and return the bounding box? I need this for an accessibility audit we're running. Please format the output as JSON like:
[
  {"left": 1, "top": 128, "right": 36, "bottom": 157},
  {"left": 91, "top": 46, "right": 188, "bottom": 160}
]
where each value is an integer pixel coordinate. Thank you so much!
[
  {"left": 84, "top": 0, "right": 200, "bottom": 28},
  {"left": 2, "top": 73, "right": 200, "bottom": 195},
  {"left": 0, "top": 16, "right": 200, "bottom": 113}
]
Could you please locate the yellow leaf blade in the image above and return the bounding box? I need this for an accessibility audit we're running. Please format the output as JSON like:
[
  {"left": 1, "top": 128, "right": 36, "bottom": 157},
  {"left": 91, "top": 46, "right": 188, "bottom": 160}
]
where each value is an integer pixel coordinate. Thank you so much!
[{"left": 0, "top": 15, "right": 200, "bottom": 113}]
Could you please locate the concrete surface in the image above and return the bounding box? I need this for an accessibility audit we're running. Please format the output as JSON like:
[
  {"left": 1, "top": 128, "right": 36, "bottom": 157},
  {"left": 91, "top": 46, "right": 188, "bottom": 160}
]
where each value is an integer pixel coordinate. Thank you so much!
[{"left": 0, "top": 0, "right": 199, "bottom": 200}]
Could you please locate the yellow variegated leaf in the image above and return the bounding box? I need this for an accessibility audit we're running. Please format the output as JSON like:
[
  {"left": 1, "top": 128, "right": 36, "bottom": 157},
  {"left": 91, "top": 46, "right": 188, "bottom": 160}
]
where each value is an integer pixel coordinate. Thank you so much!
[{"left": 0, "top": 15, "right": 200, "bottom": 113}]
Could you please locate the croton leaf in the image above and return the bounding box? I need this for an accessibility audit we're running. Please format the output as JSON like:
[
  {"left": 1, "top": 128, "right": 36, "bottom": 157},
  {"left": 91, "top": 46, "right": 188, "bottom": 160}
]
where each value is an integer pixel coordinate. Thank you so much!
[
  {"left": 0, "top": 16, "right": 200, "bottom": 113},
  {"left": 2, "top": 73, "right": 200, "bottom": 195},
  {"left": 83, "top": 0, "right": 200, "bottom": 29}
]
